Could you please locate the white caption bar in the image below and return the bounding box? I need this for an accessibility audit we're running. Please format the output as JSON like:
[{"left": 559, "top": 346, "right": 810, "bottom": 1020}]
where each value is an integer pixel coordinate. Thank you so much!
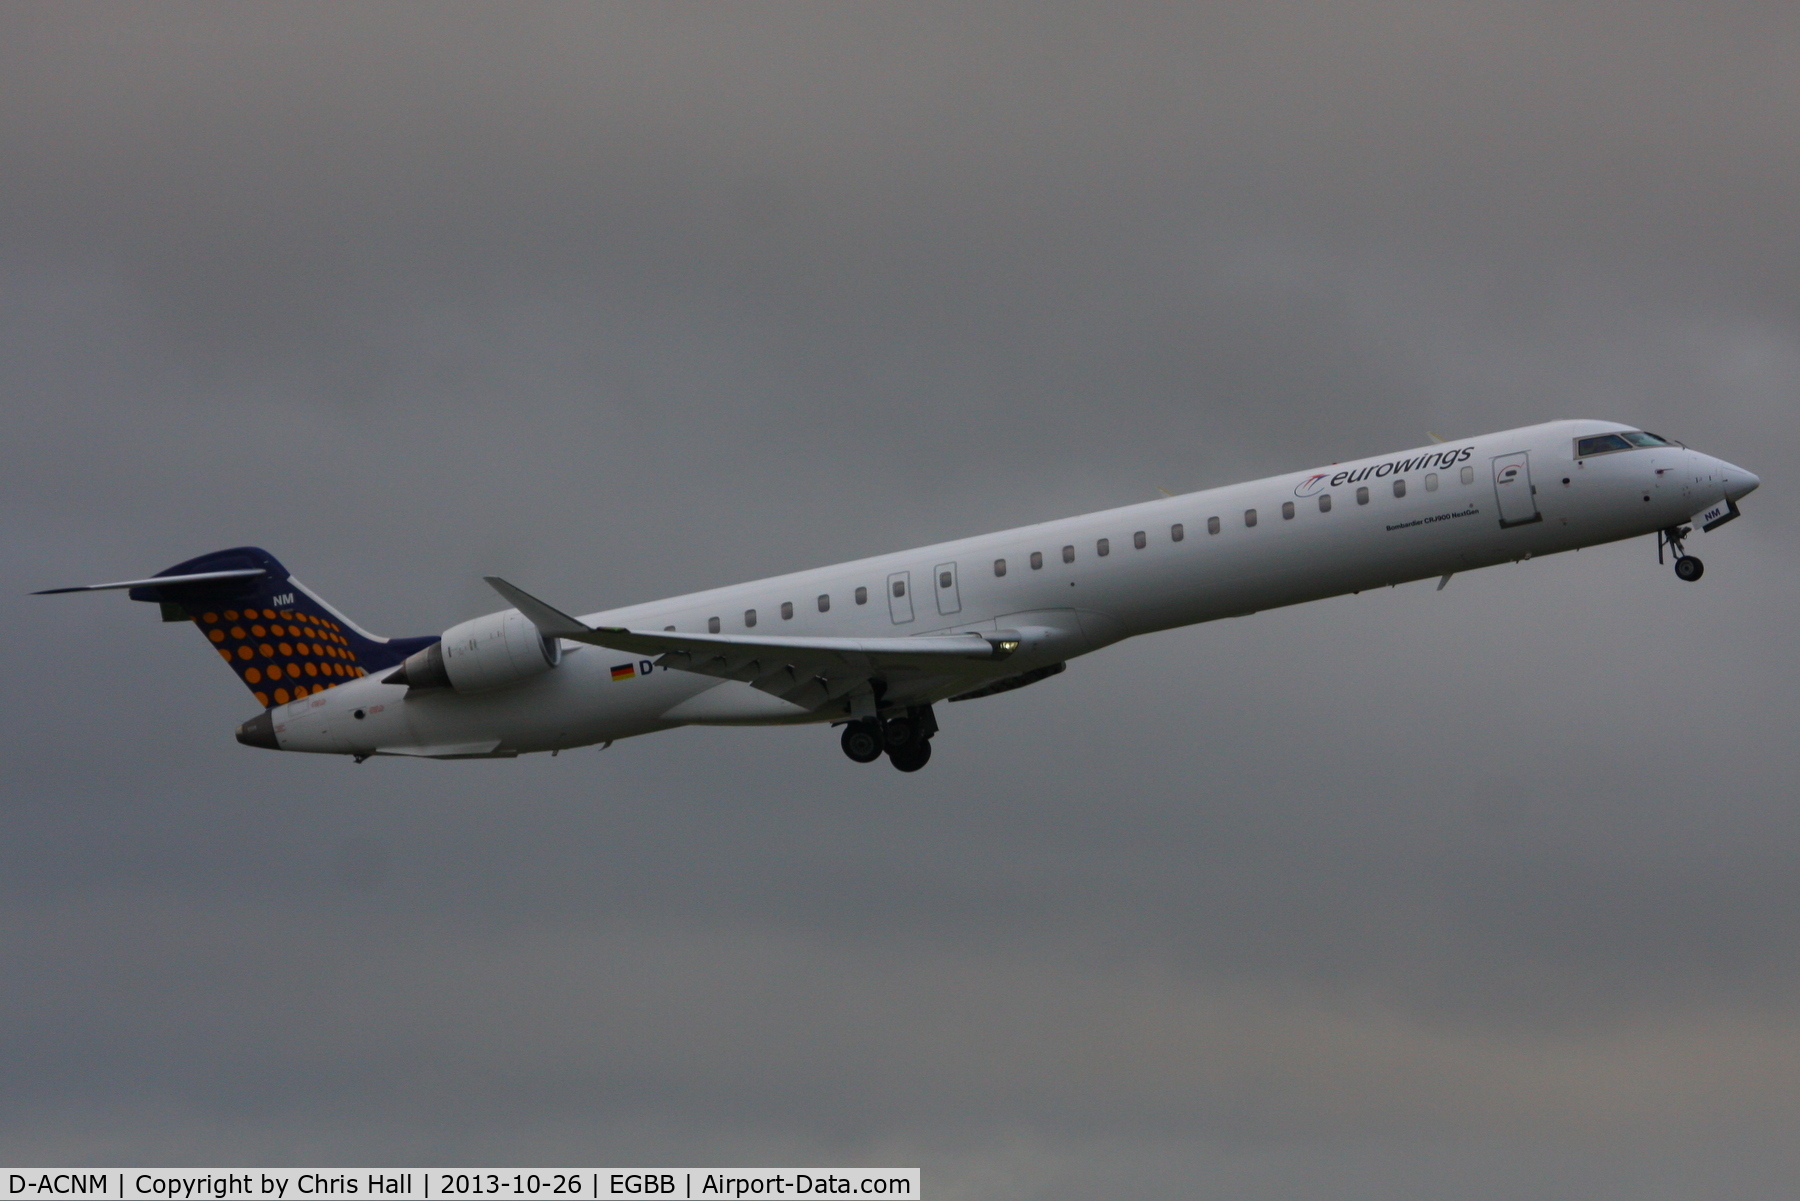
[{"left": 4, "top": 1172, "right": 918, "bottom": 1201}]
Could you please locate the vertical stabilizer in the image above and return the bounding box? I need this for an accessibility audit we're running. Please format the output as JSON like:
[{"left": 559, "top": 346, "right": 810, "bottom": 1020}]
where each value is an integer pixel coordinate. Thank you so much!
[{"left": 106, "top": 547, "right": 438, "bottom": 708}]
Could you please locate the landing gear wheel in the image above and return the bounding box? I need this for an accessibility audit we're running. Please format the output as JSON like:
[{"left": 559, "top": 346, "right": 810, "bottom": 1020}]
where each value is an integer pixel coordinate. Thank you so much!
[
  {"left": 882, "top": 717, "right": 918, "bottom": 752},
  {"left": 888, "top": 738, "right": 932, "bottom": 772},
  {"left": 1674, "top": 555, "right": 1705, "bottom": 582},
  {"left": 840, "top": 721, "right": 883, "bottom": 764}
]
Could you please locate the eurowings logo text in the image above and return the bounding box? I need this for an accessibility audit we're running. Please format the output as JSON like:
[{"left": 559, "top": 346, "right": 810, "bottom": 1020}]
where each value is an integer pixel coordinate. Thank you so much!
[{"left": 1327, "top": 446, "right": 1475, "bottom": 487}]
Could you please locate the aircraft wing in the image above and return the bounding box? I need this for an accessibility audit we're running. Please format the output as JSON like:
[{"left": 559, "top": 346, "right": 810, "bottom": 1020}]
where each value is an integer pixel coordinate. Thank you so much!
[{"left": 484, "top": 576, "right": 1019, "bottom": 712}]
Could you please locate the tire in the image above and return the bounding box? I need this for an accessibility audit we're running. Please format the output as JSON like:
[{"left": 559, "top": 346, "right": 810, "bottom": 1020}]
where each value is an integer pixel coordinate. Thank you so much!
[
  {"left": 889, "top": 738, "right": 932, "bottom": 772},
  {"left": 1674, "top": 555, "right": 1704, "bottom": 582},
  {"left": 883, "top": 717, "right": 917, "bottom": 751},
  {"left": 841, "top": 722, "right": 883, "bottom": 763}
]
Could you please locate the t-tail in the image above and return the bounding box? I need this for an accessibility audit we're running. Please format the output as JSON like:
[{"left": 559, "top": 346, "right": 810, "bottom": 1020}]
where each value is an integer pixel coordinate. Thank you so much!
[{"left": 35, "top": 546, "right": 438, "bottom": 711}]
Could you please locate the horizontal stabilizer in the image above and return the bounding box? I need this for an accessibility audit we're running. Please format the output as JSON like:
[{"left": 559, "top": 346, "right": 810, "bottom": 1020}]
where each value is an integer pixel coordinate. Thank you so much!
[
  {"left": 35, "top": 547, "right": 437, "bottom": 709},
  {"left": 33, "top": 568, "right": 266, "bottom": 595}
]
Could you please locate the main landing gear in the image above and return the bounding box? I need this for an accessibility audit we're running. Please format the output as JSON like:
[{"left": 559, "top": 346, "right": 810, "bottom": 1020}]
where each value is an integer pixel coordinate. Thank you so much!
[
  {"left": 839, "top": 705, "right": 938, "bottom": 772},
  {"left": 840, "top": 722, "right": 883, "bottom": 763},
  {"left": 1657, "top": 524, "right": 1704, "bottom": 582}
]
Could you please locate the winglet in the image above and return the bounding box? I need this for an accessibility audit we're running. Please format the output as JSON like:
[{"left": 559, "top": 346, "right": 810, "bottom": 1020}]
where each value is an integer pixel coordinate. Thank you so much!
[{"left": 482, "top": 577, "right": 596, "bottom": 640}]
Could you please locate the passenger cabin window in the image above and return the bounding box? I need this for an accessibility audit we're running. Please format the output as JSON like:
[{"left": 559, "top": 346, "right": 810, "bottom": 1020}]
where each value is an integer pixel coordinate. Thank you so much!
[
  {"left": 1171, "top": 523, "right": 1184, "bottom": 541},
  {"left": 1133, "top": 530, "right": 1146, "bottom": 549},
  {"left": 1356, "top": 486, "right": 1369, "bottom": 505},
  {"left": 1425, "top": 473, "right": 1438, "bottom": 491},
  {"left": 1244, "top": 509, "right": 1257, "bottom": 527},
  {"left": 817, "top": 594, "right": 830, "bottom": 612},
  {"left": 939, "top": 570, "right": 953, "bottom": 588},
  {"left": 892, "top": 579, "right": 906, "bottom": 598},
  {"left": 708, "top": 616, "right": 721, "bottom": 633},
  {"left": 1096, "top": 538, "right": 1110, "bottom": 557},
  {"left": 1393, "top": 479, "right": 1406, "bottom": 498},
  {"left": 781, "top": 601, "right": 793, "bottom": 620},
  {"left": 1319, "top": 493, "right": 1332, "bottom": 512},
  {"left": 994, "top": 558, "right": 1007, "bottom": 577},
  {"left": 1460, "top": 465, "right": 1474, "bottom": 485},
  {"left": 665, "top": 625, "right": 676, "bottom": 631},
  {"left": 1030, "top": 551, "right": 1043, "bottom": 570},
  {"left": 1576, "top": 433, "right": 1633, "bottom": 456},
  {"left": 744, "top": 609, "right": 757, "bottom": 627},
  {"left": 1207, "top": 516, "right": 1221, "bottom": 535},
  {"left": 1062, "top": 545, "right": 1075, "bottom": 563},
  {"left": 1281, "top": 501, "right": 1295, "bottom": 520},
  {"left": 855, "top": 586, "right": 867, "bottom": 605}
]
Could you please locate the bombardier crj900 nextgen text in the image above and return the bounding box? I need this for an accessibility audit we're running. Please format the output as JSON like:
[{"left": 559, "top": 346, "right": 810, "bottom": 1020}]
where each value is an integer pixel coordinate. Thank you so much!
[{"left": 39, "top": 421, "right": 1761, "bottom": 772}]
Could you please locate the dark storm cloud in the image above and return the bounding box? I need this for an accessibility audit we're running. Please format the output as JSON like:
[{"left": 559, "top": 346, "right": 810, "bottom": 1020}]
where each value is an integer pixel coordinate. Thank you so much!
[{"left": 4, "top": 4, "right": 1800, "bottom": 1195}]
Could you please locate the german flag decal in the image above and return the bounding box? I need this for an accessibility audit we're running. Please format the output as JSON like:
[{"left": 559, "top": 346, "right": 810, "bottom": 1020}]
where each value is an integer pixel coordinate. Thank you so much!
[{"left": 611, "top": 662, "right": 636, "bottom": 682}]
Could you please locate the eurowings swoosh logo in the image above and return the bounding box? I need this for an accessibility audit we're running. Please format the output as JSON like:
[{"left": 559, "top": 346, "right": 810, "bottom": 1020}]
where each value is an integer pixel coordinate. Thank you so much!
[{"left": 1294, "top": 474, "right": 1329, "bottom": 497}]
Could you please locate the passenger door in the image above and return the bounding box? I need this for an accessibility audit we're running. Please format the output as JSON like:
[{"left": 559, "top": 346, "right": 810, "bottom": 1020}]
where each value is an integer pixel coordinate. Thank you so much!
[
  {"left": 1492, "top": 452, "right": 1542, "bottom": 528},
  {"left": 887, "top": 570, "right": 914, "bottom": 624},
  {"left": 934, "top": 561, "right": 962, "bottom": 616}
]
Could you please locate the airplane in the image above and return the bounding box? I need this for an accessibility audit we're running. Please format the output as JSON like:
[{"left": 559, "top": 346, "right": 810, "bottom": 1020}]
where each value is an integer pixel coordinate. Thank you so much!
[{"left": 37, "top": 419, "right": 1759, "bottom": 771}]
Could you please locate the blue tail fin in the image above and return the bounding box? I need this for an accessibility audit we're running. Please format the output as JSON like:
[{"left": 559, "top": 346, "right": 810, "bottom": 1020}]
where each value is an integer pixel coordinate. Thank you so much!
[{"left": 122, "top": 547, "right": 437, "bottom": 708}]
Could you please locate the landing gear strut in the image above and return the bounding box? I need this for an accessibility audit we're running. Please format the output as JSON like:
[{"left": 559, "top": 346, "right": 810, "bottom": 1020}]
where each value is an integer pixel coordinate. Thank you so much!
[
  {"left": 838, "top": 705, "right": 938, "bottom": 771},
  {"left": 1657, "top": 524, "right": 1704, "bottom": 582}
]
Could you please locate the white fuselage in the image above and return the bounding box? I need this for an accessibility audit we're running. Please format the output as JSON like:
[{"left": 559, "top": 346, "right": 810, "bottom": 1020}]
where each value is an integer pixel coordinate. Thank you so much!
[{"left": 271, "top": 420, "right": 1758, "bottom": 758}]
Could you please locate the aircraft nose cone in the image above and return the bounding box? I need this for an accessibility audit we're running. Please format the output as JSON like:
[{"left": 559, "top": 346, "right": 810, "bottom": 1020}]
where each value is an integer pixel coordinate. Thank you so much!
[
  {"left": 1726, "top": 466, "right": 1761, "bottom": 501},
  {"left": 236, "top": 710, "right": 279, "bottom": 750}
]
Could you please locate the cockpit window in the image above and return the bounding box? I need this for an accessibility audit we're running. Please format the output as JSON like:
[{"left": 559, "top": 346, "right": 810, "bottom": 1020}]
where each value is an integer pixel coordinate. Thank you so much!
[
  {"left": 1575, "top": 433, "right": 1633, "bottom": 456},
  {"left": 1577, "top": 431, "right": 1675, "bottom": 456}
]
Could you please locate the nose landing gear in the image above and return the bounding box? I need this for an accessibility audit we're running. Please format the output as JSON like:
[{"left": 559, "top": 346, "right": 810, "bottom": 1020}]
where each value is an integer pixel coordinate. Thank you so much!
[
  {"left": 838, "top": 705, "right": 938, "bottom": 771},
  {"left": 1657, "top": 524, "right": 1704, "bottom": 582}
]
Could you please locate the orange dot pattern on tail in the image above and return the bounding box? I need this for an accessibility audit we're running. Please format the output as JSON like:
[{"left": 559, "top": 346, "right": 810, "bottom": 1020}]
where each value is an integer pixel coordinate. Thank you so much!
[
  {"left": 192, "top": 605, "right": 371, "bottom": 709},
  {"left": 138, "top": 548, "right": 438, "bottom": 715}
]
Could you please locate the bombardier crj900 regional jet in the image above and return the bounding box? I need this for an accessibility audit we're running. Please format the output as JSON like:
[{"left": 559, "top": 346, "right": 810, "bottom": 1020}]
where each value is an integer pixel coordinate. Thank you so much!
[{"left": 40, "top": 420, "right": 1760, "bottom": 772}]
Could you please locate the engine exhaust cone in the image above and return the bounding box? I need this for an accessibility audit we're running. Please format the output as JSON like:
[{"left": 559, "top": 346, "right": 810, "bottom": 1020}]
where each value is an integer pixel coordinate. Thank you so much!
[{"left": 385, "top": 641, "right": 449, "bottom": 689}]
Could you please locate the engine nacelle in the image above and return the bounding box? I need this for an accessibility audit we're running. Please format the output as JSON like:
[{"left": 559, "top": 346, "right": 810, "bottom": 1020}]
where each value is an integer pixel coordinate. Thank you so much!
[{"left": 389, "top": 609, "right": 561, "bottom": 693}]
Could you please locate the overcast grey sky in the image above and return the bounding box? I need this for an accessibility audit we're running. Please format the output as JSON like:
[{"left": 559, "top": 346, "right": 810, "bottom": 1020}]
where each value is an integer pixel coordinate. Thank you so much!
[{"left": 4, "top": 5, "right": 1800, "bottom": 1197}]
